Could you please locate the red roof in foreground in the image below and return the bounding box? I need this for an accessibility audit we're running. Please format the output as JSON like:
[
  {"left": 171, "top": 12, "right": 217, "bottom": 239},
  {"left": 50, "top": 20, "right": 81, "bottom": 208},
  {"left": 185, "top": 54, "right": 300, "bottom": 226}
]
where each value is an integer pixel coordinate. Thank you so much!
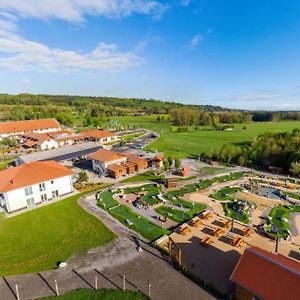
[
  {"left": 230, "top": 247, "right": 300, "bottom": 300},
  {"left": 0, "top": 161, "right": 73, "bottom": 193}
]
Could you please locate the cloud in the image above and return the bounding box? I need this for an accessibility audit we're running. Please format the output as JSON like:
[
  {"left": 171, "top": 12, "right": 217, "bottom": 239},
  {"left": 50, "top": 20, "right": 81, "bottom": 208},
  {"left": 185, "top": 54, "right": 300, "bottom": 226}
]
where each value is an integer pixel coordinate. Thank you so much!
[
  {"left": 0, "top": 1, "right": 148, "bottom": 73},
  {"left": 187, "top": 33, "right": 204, "bottom": 49},
  {"left": 21, "top": 78, "right": 31, "bottom": 84},
  {"left": 0, "top": 0, "right": 169, "bottom": 22},
  {"left": 0, "top": 32, "right": 141, "bottom": 72},
  {"left": 179, "top": 0, "right": 192, "bottom": 7}
]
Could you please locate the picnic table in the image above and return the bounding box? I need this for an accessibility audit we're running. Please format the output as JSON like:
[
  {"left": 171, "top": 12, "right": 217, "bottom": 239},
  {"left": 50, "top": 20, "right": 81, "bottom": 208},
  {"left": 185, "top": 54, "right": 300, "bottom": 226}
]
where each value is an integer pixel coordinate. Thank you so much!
[
  {"left": 213, "top": 227, "right": 225, "bottom": 238},
  {"left": 201, "top": 235, "right": 214, "bottom": 246},
  {"left": 201, "top": 211, "right": 213, "bottom": 220},
  {"left": 243, "top": 227, "right": 254, "bottom": 237},
  {"left": 231, "top": 236, "right": 245, "bottom": 247},
  {"left": 223, "top": 220, "right": 232, "bottom": 229},
  {"left": 190, "top": 217, "right": 202, "bottom": 227},
  {"left": 177, "top": 224, "right": 191, "bottom": 235}
]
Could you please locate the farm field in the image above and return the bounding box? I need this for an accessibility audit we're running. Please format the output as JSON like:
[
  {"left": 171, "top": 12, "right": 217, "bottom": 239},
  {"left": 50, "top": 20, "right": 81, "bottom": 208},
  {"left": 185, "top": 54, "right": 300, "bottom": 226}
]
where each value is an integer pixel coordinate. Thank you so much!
[
  {"left": 0, "top": 193, "right": 116, "bottom": 276},
  {"left": 103, "top": 115, "right": 300, "bottom": 158}
]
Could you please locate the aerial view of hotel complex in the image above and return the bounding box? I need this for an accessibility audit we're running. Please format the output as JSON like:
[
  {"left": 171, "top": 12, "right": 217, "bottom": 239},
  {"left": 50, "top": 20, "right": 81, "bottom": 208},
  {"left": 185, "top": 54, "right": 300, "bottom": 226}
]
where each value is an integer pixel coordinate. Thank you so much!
[{"left": 0, "top": 1, "right": 299, "bottom": 300}]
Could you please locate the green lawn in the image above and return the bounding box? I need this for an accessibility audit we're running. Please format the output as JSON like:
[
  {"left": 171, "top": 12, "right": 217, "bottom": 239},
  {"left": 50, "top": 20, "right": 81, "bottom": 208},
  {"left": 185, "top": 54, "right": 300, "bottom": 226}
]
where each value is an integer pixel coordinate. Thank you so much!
[
  {"left": 0, "top": 193, "right": 116, "bottom": 276},
  {"left": 210, "top": 187, "right": 243, "bottom": 201},
  {"left": 155, "top": 205, "right": 191, "bottom": 223},
  {"left": 40, "top": 288, "right": 149, "bottom": 300},
  {"left": 265, "top": 205, "right": 300, "bottom": 238},
  {"left": 100, "top": 116, "right": 300, "bottom": 158},
  {"left": 213, "top": 172, "right": 244, "bottom": 183},
  {"left": 200, "top": 167, "right": 225, "bottom": 175},
  {"left": 121, "top": 171, "right": 165, "bottom": 183},
  {"left": 282, "top": 191, "right": 300, "bottom": 200},
  {"left": 98, "top": 191, "right": 119, "bottom": 209},
  {"left": 98, "top": 195, "right": 170, "bottom": 241}
]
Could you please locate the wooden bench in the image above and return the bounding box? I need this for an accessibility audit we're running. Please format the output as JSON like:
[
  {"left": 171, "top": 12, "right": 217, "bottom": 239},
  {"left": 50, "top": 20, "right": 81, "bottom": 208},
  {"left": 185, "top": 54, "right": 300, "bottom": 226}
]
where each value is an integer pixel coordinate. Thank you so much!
[
  {"left": 231, "top": 236, "right": 245, "bottom": 247},
  {"left": 190, "top": 217, "right": 202, "bottom": 227},
  {"left": 213, "top": 227, "right": 225, "bottom": 238},
  {"left": 201, "top": 235, "right": 214, "bottom": 246}
]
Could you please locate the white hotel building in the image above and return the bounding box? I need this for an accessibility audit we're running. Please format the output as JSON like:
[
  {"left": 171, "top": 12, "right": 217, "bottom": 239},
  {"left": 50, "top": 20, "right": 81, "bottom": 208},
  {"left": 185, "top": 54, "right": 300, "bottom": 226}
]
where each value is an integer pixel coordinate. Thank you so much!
[{"left": 0, "top": 161, "right": 73, "bottom": 213}]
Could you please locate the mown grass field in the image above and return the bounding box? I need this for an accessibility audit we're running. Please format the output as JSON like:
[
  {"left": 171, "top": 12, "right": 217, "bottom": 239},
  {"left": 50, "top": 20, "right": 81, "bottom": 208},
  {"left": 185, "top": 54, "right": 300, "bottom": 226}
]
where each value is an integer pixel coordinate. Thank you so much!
[
  {"left": 0, "top": 193, "right": 116, "bottom": 276},
  {"left": 103, "top": 115, "right": 300, "bottom": 158},
  {"left": 41, "top": 288, "right": 149, "bottom": 300}
]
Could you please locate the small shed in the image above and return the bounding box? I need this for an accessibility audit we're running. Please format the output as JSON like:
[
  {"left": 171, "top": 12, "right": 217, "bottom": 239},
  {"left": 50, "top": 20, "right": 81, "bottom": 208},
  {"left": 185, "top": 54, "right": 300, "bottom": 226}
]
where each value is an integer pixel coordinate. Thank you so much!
[{"left": 165, "top": 177, "right": 178, "bottom": 188}]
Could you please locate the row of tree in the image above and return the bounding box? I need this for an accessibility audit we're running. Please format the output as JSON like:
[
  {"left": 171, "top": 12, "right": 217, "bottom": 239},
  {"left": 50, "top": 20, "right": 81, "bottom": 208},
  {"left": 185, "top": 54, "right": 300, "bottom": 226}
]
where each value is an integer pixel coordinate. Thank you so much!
[{"left": 204, "top": 129, "right": 300, "bottom": 176}]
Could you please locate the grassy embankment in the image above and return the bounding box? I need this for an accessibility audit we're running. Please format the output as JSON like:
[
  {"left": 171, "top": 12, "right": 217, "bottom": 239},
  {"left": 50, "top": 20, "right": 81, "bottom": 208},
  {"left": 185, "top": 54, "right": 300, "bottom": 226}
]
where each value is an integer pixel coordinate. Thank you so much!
[{"left": 0, "top": 192, "right": 116, "bottom": 276}]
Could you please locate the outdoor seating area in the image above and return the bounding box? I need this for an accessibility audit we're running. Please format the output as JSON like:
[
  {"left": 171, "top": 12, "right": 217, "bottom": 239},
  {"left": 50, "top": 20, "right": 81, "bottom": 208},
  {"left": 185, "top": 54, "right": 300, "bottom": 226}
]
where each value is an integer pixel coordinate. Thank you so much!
[
  {"left": 190, "top": 216, "right": 202, "bottom": 227},
  {"left": 177, "top": 224, "right": 191, "bottom": 235}
]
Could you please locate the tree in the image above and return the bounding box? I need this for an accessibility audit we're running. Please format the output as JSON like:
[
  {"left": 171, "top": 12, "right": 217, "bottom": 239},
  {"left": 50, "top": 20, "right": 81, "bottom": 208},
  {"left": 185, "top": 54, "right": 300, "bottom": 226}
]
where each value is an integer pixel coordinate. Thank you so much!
[
  {"left": 175, "top": 158, "right": 181, "bottom": 169},
  {"left": 163, "top": 159, "right": 170, "bottom": 171},
  {"left": 290, "top": 162, "right": 300, "bottom": 177},
  {"left": 167, "top": 156, "right": 173, "bottom": 167},
  {"left": 77, "top": 171, "right": 88, "bottom": 183}
]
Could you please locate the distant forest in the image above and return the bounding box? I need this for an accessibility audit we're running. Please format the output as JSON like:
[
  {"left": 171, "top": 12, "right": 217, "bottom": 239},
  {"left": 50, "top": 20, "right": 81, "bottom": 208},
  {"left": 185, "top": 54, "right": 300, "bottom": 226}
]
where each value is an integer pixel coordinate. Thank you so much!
[{"left": 0, "top": 93, "right": 299, "bottom": 126}]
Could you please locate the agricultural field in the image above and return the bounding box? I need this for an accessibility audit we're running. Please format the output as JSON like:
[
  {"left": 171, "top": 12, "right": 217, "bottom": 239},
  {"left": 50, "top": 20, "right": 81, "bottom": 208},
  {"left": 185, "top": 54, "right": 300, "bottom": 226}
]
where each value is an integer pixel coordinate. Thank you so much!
[
  {"left": 0, "top": 193, "right": 116, "bottom": 276},
  {"left": 101, "top": 115, "right": 300, "bottom": 158}
]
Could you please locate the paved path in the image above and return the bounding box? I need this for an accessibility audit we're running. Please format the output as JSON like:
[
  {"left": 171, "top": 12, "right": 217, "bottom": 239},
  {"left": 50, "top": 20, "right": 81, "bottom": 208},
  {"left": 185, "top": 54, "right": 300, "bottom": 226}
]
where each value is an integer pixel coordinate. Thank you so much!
[{"left": 0, "top": 195, "right": 214, "bottom": 300}]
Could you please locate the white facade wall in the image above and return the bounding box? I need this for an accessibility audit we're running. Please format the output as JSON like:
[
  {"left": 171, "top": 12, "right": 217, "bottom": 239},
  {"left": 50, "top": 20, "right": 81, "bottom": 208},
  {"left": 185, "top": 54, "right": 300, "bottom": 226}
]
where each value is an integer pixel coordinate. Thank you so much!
[
  {"left": 40, "top": 139, "right": 59, "bottom": 150},
  {"left": 92, "top": 156, "right": 127, "bottom": 173},
  {"left": 100, "top": 136, "right": 118, "bottom": 144},
  {"left": 0, "top": 175, "right": 73, "bottom": 213}
]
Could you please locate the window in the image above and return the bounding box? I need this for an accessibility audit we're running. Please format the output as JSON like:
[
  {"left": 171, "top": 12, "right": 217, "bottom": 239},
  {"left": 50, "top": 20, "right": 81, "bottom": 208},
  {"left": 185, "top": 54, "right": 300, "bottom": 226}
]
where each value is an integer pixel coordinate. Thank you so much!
[
  {"left": 39, "top": 183, "right": 46, "bottom": 192},
  {"left": 40, "top": 194, "right": 47, "bottom": 202},
  {"left": 24, "top": 186, "right": 33, "bottom": 196},
  {"left": 51, "top": 180, "right": 54, "bottom": 184},
  {"left": 26, "top": 198, "right": 35, "bottom": 207}
]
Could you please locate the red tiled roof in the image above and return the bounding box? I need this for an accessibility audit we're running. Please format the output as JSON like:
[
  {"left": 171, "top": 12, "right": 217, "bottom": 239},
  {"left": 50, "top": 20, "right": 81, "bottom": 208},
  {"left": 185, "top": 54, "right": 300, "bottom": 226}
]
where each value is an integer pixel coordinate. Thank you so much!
[
  {"left": 230, "top": 247, "right": 300, "bottom": 300},
  {"left": 0, "top": 161, "right": 73, "bottom": 193},
  {"left": 89, "top": 149, "right": 126, "bottom": 163},
  {"left": 128, "top": 156, "right": 148, "bottom": 165},
  {"left": 107, "top": 164, "right": 127, "bottom": 173},
  {"left": 0, "top": 119, "right": 60, "bottom": 134},
  {"left": 81, "top": 129, "right": 117, "bottom": 139}
]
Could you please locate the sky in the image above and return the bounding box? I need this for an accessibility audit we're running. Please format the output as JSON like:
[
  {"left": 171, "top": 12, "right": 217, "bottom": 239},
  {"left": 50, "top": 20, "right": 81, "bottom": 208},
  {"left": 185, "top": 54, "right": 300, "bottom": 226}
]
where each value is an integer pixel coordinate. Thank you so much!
[{"left": 0, "top": 0, "right": 300, "bottom": 110}]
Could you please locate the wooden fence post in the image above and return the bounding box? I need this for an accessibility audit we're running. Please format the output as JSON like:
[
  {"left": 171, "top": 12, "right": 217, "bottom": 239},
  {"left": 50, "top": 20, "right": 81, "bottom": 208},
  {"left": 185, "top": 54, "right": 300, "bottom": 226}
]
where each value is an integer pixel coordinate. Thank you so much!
[
  {"left": 15, "top": 284, "right": 20, "bottom": 300},
  {"left": 55, "top": 279, "right": 59, "bottom": 296}
]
